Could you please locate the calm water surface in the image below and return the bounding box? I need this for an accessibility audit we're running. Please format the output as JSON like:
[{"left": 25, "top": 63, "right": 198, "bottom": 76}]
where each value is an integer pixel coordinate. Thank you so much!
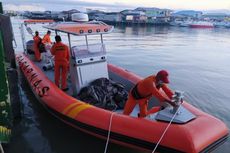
[{"left": 6, "top": 17, "right": 230, "bottom": 153}]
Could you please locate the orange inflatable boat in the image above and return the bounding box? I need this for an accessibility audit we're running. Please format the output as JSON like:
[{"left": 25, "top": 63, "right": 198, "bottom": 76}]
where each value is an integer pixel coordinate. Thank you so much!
[{"left": 16, "top": 19, "right": 228, "bottom": 153}]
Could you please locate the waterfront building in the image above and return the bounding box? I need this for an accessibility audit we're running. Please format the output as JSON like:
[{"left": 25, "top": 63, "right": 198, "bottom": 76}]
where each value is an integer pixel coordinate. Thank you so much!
[
  {"left": 22, "top": 11, "right": 53, "bottom": 19},
  {"left": 21, "top": 10, "right": 78, "bottom": 21},
  {"left": 87, "top": 11, "right": 122, "bottom": 23},
  {"left": 3, "top": 10, "right": 18, "bottom": 16},
  {"left": 135, "top": 7, "right": 171, "bottom": 24},
  {"left": 102, "top": 12, "right": 122, "bottom": 23},
  {"left": 202, "top": 13, "right": 230, "bottom": 21},
  {"left": 87, "top": 7, "right": 171, "bottom": 25},
  {"left": 172, "top": 10, "right": 203, "bottom": 19},
  {"left": 27, "top": 11, "right": 47, "bottom": 19},
  {"left": 120, "top": 9, "right": 147, "bottom": 24},
  {"left": 60, "top": 9, "right": 80, "bottom": 21},
  {"left": 50, "top": 11, "right": 60, "bottom": 21},
  {"left": 87, "top": 10, "right": 105, "bottom": 21},
  {"left": 22, "top": 11, "right": 32, "bottom": 18}
]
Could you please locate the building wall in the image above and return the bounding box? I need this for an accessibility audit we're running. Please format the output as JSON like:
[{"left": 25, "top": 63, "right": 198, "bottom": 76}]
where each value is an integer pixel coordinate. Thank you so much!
[{"left": 103, "top": 14, "right": 122, "bottom": 22}]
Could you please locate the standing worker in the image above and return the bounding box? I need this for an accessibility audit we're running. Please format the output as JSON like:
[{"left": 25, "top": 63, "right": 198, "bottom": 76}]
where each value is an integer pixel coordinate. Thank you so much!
[
  {"left": 42, "top": 30, "right": 52, "bottom": 44},
  {"left": 33, "top": 31, "right": 42, "bottom": 62},
  {"left": 123, "top": 70, "right": 176, "bottom": 118},
  {"left": 51, "top": 35, "right": 70, "bottom": 91},
  {"left": 42, "top": 30, "right": 52, "bottom": 63}
]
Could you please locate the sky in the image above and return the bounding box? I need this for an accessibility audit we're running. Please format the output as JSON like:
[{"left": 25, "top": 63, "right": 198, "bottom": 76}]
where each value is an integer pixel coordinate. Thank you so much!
[{"left": 2, "top": 0, "right": 230, "bottom": 12}]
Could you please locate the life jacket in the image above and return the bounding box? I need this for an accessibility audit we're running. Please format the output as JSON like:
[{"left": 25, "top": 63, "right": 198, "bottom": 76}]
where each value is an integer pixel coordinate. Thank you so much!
[
  {"left": 51, "top": 42, "right": 69, "bottom": 63},
  {"left": 131, "top": 84, "right": 151, "bottom": 100},
  {"left": 42, "top": 34, "right": 51, "bottom": 44}
]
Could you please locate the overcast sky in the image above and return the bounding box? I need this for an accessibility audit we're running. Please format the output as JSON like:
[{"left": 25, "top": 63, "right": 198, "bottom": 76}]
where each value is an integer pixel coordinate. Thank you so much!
[{"left": 2, "top": 0, "right": 230, "bottom": 12}]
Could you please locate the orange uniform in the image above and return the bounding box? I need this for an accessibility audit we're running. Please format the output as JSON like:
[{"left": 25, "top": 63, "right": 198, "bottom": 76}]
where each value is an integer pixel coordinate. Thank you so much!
[
  {"left": 51, "top": 42, "right": 70, "bottom": 90},
  {"left": 42, "top": 34, "right": 52, "bottom": 44},
  {"left": 123, "top": 75, "right": 174, "bottom": 117},
  {"left": 33, "top": 35, "right": 41, "bottom": 61}
]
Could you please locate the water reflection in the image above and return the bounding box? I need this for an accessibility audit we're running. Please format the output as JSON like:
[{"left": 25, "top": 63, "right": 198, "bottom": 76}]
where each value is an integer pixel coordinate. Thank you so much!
[{"left": 115, "top": 24, "right": 170, "bottom": 35}]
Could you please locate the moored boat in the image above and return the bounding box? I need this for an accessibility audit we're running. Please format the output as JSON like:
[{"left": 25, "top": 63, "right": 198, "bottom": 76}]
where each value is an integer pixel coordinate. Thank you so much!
[
  {"left": 190, "top": 21, "right": 214, "bottom": 28},
  {"left": 213, "top": 21, "right": 228, "bottom": 28},
  {"left": 179, "top": 20, "right": 193, "bottom": 27},
  {"left": 16, "top": 18, "right": 228, "bottom": 153}
]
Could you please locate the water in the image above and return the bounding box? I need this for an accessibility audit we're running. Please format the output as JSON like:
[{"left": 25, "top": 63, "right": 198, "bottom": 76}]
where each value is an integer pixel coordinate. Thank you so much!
[{"left": 6, "top": 17, "right": 230, "bottom": 153}]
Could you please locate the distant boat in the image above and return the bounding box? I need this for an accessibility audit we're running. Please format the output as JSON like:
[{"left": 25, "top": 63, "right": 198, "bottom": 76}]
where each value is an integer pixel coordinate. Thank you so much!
[
  {"left": 213, "top": 21, "right": 227, "bottom": 28},
  {"left": 224, "top": 22, "right": 230, "bottom": 28},
  {"left": 169, "top": 20, "right": 183, "bottom": 26},
  {"left": 190, "top": 21, "right": 214, "bottom": 28},
  {"left": 179, "top": 20, "right": 193, "bottom": 27}
]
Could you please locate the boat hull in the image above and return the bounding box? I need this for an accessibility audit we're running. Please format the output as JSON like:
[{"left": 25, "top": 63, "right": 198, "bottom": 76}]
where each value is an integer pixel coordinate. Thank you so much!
[
  {"left": 16, "top": 53, "right": 228, "bottom": 153},
  {"left": 190, "top": 25, "right": 214, "bottom": 28}
]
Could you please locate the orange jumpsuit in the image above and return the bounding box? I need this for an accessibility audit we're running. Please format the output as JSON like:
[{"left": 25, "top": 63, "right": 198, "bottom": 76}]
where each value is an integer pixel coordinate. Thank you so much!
[
  {"left": 42, "top": 34, "right": 52, "bottom": 44},
  {"left": 123, "top": 75, "right": 174, "bottom": 117},
  {"left": 51, "top": 42, "right": 70, "bottom": 90},
  {"left": 33, "top": 35, "right": 41, "bottom": 61}
]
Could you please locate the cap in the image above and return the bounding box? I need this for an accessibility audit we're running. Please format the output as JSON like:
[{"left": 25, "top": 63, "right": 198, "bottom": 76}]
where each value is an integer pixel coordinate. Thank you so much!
[{"left": 156, "top": 70, "right": 169, "bottom": 83}]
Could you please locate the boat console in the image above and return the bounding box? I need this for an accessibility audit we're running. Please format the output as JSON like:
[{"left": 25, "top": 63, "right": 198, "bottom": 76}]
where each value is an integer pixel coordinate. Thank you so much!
[{"left": 70, "top": 43, "right": 109, "bottom": 95}]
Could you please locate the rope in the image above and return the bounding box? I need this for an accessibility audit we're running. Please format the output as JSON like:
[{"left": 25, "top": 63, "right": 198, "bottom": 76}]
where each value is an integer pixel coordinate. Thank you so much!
[
  {"left": 104, "top": 112, "right": 116, "bottom": 153},
  {"left": 152, "top": 105, "right": 182, "bottom": 153},
  {"left": 0, "top": 143, "right": 4, "bottom": 153}
]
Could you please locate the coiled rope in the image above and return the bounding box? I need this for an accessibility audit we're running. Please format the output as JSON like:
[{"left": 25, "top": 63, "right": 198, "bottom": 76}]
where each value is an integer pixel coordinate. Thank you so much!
[
  {"left": 152, "top": 105, "right": 182, "bottom": 153},
  {"left": 104, "top": 112, "right": 116, "bottom": 153}
]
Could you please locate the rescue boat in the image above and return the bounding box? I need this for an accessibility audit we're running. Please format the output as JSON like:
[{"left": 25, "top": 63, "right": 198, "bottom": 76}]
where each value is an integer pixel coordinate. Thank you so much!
[{"left": 16, "top": 18, "right": 228, "bottom": 153}]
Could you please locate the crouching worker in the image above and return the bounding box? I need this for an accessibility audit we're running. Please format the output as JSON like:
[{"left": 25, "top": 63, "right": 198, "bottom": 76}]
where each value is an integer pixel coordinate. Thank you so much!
[
  {"left": 51, "top": 35, "right": 70, "bottom": 91},
  {"left": 123, "top": 70, "right": 176, "bottom": 118}
]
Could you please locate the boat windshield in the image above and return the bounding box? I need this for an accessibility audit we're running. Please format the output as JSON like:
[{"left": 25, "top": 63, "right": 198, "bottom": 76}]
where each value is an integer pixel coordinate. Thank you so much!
[{"left": 72, "top": 43, "right": 106, "bottom": 59}]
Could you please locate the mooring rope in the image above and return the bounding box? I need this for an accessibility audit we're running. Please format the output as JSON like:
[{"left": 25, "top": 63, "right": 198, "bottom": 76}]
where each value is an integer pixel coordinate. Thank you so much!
[
  {"left": 152, "top": 104, "right": 182, "bottom": 153},
  {"left": 0, "top": 143, "right": 5, "bottom": 153},
  {"left": 104, "top": 112, "right": 116, "bottom": 153}
]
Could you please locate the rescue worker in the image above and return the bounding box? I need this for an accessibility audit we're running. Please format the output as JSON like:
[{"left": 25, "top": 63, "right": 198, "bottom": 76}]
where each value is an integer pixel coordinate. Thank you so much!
[
  {"left": 42, "top": 30, "right": 52, "bottom": 63},
  {"left": 33, "top": 31, "right": 42, "bottom": 61},
  {"left": 42, "top": 30, "right": 52, "bottom": 44},
  {"left": 51, "top": 35, "right": 70, "bottom": 91},
  {"left": 123, "top": 70, "right": 176, "bottom": 118}
]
